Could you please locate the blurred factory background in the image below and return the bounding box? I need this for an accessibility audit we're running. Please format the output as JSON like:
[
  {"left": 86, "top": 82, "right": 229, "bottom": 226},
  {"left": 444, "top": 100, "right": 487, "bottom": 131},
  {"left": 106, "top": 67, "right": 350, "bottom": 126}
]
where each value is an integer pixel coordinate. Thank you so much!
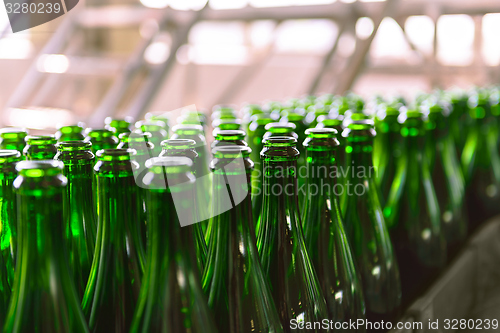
[{"left": 1, "top": 0, "right": 500, "bottom": 129}]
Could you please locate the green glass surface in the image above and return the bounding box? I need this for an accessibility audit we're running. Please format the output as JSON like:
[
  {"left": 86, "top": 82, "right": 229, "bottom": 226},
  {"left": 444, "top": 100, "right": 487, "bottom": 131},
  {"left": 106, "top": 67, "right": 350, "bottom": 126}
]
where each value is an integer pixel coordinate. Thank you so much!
[
  {"left": 447, "top": 92, "right": 470, "bottom": 158},
  {"left": 135, "top": 120, "right": 168, "bottom": 156},
  {"left": 0, "top": 128, "right": 28, "bottom": 153},
  {"left": 461, "top": 91, "right": 500, "bottom": 228},
  {"left": 105, "top": 117, "right": 132, "bottom": 135},
  {"left": 425, "top": 102, "right": 467, "bottom": 257},
  {"left": 81, "top": 149, "right": 144, "bottom": 332},
  {"left": 302, "top": 129, "right": 366, "bottom": 328},
  {"left": 55, "top": 141, "right": 97, "bottom": 298},
  {"left": 84, "top": 129, "right": 119, "bottom": 154},
  {"left": 383, "top": 109, "right": 446, "bottom": 305},
  {"left": 257, "top": 137, "right": 330, "bottom": 332},
  {"left": 159, "top": 139, "right": 208, "bottom": 274},
  {"left": 131, "top": 157, "right": 217, "bottom": 333},
  {"left": 211, "top": 129, "right": 248, "bottom": 149},
  {"left": 342, "top": 120, "right": 401, "bottom": 321},
  {"left": 212, "top": 118, "right": 242, "bottom": 132},
  {"left": 56, "top": 125, "right": 85, "bottom": 142},
  {"left": 203, "top": 146, "right": 283, "bottom": 333},
  {"left": 4, "top": 160, "right": 89, "bottom": 333},
  {"left": 373, "top": 104, "right": 402, "bottom": 207},
  {"left": 0, "top": 150, "right": 21, "bottom": 323},
  {"left": 23, "top": 135, "right": 57, "bottom": 161}
]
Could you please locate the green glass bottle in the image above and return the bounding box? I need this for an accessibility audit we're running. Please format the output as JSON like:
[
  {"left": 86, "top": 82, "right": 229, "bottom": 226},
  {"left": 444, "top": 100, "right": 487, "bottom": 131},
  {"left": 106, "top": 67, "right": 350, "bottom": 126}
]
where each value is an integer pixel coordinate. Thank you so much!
[
  {"left": 56, "top": 125, "right": 85, "bottom": 142},
  {"left": 302, "top": 128, "right": 366, "bottom": 327},
  {"left": 447, "top": 91, "right": 470, "bottom": 159},
  {"left": 144, "top": 112, "right": 171, "bottom": 137},
  {"left": 105, "top": 117, "right": 132, "bottom": 136},
  {"left": 342, "top": 120, "right": 401, "bottom": 321},
  {"left": 0, "top": 150, "right": 21, "bottom": 319},
  {"left": 211, "top": 106, "right": 238, "bottom": 122},
  {"left": 178, "top": 112, "right": 209, "bottom": 135},
  {"left": 130, "top": 157, "right": 217, "bottom": 333},
  {"left": 212, "top": 119, "right": 242, "bottom": 132},
  {"left": 211, "top": 130, "right": 248, "bottom": 149},
  {"left": 82, "top": 149, "right": 143, "bottom": 332},
  {"left": 263, "top": 122, "right": 297, "bottom": 140},
  {"left": 0, "top": 128, "right": 28, "bottom": 153},
  {"left": 462, "top": 91, "right": 500, "bottom": 228},
  {"left": 203, "top": 146, "right": 283, "bottom": 333},
  {"left": 84, "top": 129, "right": 119, "bottom": 154},
  {"left": 373, "top": 104, "right": 402, "bottom": 206},
  {"left": 135, "top": 120, "right": 168, "bottom": 156},
  {"left": 4, "top": 160, "right": 89, "bottom": 333},
  {"left": 23, "top": 135, "right": 58, "bottom": 160},
  {"left": 242, "top": 104, "right": 263, "bottom": 134},
  {"left": 257, "top": 136, "right": 330, "bottom": 331},
  {"left": 425, "top": 101, "right": 467, "bottom": 258},
  {"left": 383, "top": 109, "right": 446, "bottom": 305},
  {"left": 159, "top": 139, "right": 208, "bottom": 273},
  {"left": 55, "top": 141, "right": 97, "bottom": 298}
]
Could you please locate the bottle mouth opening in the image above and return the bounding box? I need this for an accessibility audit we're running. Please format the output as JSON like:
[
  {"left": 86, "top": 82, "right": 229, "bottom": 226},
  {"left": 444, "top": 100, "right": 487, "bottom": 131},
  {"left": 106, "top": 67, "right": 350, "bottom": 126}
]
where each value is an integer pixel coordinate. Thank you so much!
[
  {"left": 215, "top": 130, "right": 246, "bottom": 141},
  {"left": 265, "top": 122, "right": 297, "bottom": 132},
  {"left": 145, "top": 156, "right": 193, "bottom": 172},
  {"left": 56, "top": 140, "right": 92, "bottom": 151},
  {"left": 212, "top": 146, "right": 251, "bottom": 159},
  {"left": 26, "top": 135, "right": 57, "bottom": 145},
  {"left": 0, "top": 127, "right": 28, "bottom": 139},
  {"left": 96, "top": 148, "right": 135, "bottom": 161},
  {"left": 161, "top": 139, "right": 196, "bottom": 150},
  {"left": 263, "top": 136, "right": 297, "bottom": 147},
  {"left": 16, "top": 160, "right": 63, "bottom": 177},
  {"left": 0, "top": 150, "right": 21, "bottom": 164},
  {"left": 172, "top": 124, "right": 203, "bottom": 135},
  {"left": 58, "top": 125, "right": 84, "bottom": 134},
  {"left": 305, "top": 128, "right": 338, "bottom": 138}
]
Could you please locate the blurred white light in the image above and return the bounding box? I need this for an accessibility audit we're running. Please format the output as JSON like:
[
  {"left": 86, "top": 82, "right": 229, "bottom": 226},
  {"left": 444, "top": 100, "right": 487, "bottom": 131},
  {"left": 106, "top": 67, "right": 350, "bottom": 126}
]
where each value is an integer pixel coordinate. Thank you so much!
[
  {"left": 250, "top": 0, "right": 294, "bottom": 7},
  {"left": 210, "top": 0, "right": 248, "bottom": 9},
  {"left": 169, "top": 0, "right": 206, "bottom": 10},
  {"left": 190, "top": 21, "right": 245, "bottom": 45},
  {"left": 189, "top": 44, "right": 248, "bottom": 65},
  {"left": 37, "top": 54, "right": 69, "bottom": 74},
  {"left": 482, "top": 13, "right": 500, "bottom": 66},
  {"left": 145, "top": 42, "right": 171, "bottom": 64},
  {"left": 340, "top": 0, "right": 356, "bottom": 3},
  {"left": 437, "top": 15, "right": 474, "bottom": 66},
  {"left": 0, "top": 39, "right": 33, "bottom": 59},
  {"left": 337, "top": 34, "right": 356, "bottom": 57},
  {"left": 176, "top": 44, "right": 192, "bottom": 65},
  {"left": 275, "top": 20, "right": 338, "bottom": 54},
  {"left": 371, "top": 17, "right": 411, "bottom": 59},
  {"left": 8, "top": 107, "right": 73, "bottom": 129},
  {"left": 140, "top": 19, "right": 160, "bottom": 38},
  {"left": 405, "top": 16, "right": 434, "bottom": 55},
  {"left": 250, "top": 20, "right": 277, "bottom": 49},
  {"left": 356, "top": 17, "right": 374, "bottom": 40},
  {"left": 140, "top": 0, "right": 168, "bottom": 8}
]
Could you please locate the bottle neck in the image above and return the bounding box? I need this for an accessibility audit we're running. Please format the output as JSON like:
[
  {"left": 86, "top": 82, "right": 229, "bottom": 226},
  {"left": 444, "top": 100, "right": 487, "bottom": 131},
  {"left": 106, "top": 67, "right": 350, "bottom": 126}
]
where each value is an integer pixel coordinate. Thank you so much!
[{"left": 305, "top": 149, "right": 337, "bottom": 199}]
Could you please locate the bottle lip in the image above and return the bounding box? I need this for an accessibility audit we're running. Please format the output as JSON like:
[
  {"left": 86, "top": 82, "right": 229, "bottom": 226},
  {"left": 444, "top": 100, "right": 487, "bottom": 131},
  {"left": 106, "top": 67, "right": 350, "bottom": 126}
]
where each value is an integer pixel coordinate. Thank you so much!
[
  {"left": 263, "top": 136, "right": 298, "bottom": 147},
  {"left": 0, "top": 150, "right": 21, "bottom": 164},
  {"left": 96, "top": 148, "right": 135, "bottom": 161},
  {"left": 212, "top": 145, "right": 252, "bottom": 158},
  {"left": 16, "top": 160, "right": 63, "bottom": 177},
  {"left": 398, "top": 108, "right": 425, "bottom": 124},
  {"left": 161, "top": 139, "right": 196, "bottom": 150},
  {"left": 129, "top": 131, "right": 154, "bottom": 142},
  {"left": 135, "top": 120, "right": 166, "bottom": 132},
  {"left": 85, "top": 128, "right": 115, "bottom": 138},
  {"left": 305, "top": 128, "right": 338, "bottom": 138},
  {"left": 265, "top": 122, "right": 297, "bottom": 132},
  {"left": 172, "top": 124, "right": 204, "bottom": 135},
  {"left": 145, "top": 156, "right": 193, "bottom": 171},
  {"left": 212, "top": 118, "right": 242, "bottom": 128},
  {"left": 250, "top": 113, "right": 273, "bottom": 126},
  {"left": 26, "top": 135, "right": 57, "bottom": 145},
  {"left": 57, "top": 125, "right": 84, "bottom": 134},
  {"left": 214, "top": 130, "right": 246, "bottom": 141},
  {"left": 56, "top": 140, "right": 92, "bottom": 151},
  {"left": 0, "top": 127, "right": 28, "bottom": 139},
  {"left": 104, "top": 117, "right": 133, "bottom": 126}
]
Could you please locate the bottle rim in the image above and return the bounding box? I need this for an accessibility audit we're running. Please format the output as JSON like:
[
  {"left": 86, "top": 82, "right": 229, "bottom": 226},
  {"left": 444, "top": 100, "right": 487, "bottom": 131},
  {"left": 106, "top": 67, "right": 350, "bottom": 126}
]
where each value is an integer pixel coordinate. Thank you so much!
[
  {"left": 214, "top": 130, "right": 246, "bottom": 141},
  {"left": 57, "top": 125, "right": 84, "bottom": 134},
  {"left": 265, "top": 122, "right": 297, "bottom": 132},
  {"left": 26, "top": 135, "right": 57, "bottom": 145},
  {"left": 172, "top": 124, "right": 204, "bottom": 135},
  {"left": 85, "top": 128, "right": 115, "bottom": 138},
  {"left": 56, "top": 140, "right": 92, "bottom": 151},
  {"left": 145, "top": 156, "right": 193, "bottom": 172},
  {"left": 0, "top": 150, "right": 21, "bottom": 164},
  {"left": 212, "top": 145, "right": 252, "bottom": 158},
  {"left": 96, "top": 148, "right": 135, "bottom": 161},
  {"left": 16, "top": 160, "right": 63, "bottom": 177},
  {"left": 263, "top": 136, "right": 297, "bottom": 147},
  {"left": 161, "top": 139, "right": 196, "bottom": 150}
]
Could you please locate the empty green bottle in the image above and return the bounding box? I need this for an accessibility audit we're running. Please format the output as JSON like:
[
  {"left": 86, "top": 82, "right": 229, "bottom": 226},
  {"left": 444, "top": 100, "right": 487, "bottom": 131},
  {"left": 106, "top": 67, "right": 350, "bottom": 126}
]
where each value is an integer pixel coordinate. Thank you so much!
[
  {"left": 135, "top": 120, "right": 168, "bottom": 156},
  {"left": 23, "top": 135, "right": 58, "bottom": 160},
  {"left": 56, "top": 125, "right": 85, "bottom": 142},
  {"left": 203, "top": 146, "right": 283, "bottom": 333},
  {"left": 373, "top": 104, "right": 402, "bottom": 206},
  {"left": 342, "top": 120, "right": 401, "bottom": 321},
  {"left": 302, "top": 128, "right": 366, "bottom": 328},
  {"left": 384, "top": 109, "right": 446, "bottom": 305},
  {"left": 462, "top": 91, "right": 500, "bottom": 228},
  {"left": 105, "top": 117, "right": 132, "bottom": 136},
  {"left": 0, "top": 128, "right": 28, "bottom": 153},
  {"left": 82, "top": 149, "right": 143, "bottom": 332},
  {"left": 425, "top": 101, "right": 467, "bottom": 258},
  {"left": 0, "top": 150, "right": 21, "bottom": 321},
  {"left": 84, "top": 129, "right": 119, "bottom": 154},
  {"left": 131, "top": 157, "right": 217, "bottom": 333},
  {"left": 159, "top": 139, "right": 208, "bottom": 273},
  {"left": 55, "top": 141, "right": 97, "bottom": 298},
  {"left": 4, "top": 160, "right": 89, "bottom": 333},
  {"left": 257, "top": 136, "right": 330, "bottom": 332}
]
